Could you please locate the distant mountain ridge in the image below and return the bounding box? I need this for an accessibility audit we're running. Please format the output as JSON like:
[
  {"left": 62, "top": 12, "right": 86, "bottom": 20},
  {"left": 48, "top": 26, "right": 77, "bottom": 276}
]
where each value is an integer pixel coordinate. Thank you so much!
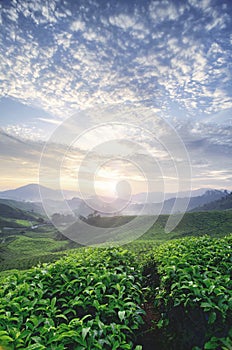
[
  {"left": 0, "top": 184, "right": 229, "bottom": 216},
  {"left": 131, "top": 188, "right": 217, "bottom": 203},
  {"left": 123, "top": 190, "right": 229, "bottom": 215},
  {"left": 0, "top": 184, "right": 79, "bottom": 202},
  {"left": 191, "top": 191, "right": 232, "bottom": 212},
  {"left": 0, "top": 184, "right": 228, "bottom": 202}
]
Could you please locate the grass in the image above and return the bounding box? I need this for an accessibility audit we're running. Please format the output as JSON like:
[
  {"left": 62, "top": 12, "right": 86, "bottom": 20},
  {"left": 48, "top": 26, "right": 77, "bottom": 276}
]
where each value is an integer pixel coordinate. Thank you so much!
[
  {"left": 7, "top": 236, "right": 67, "bottom": 256},
  {"left": 0, "top": 210, "right": 232, "bottom": 274},
  {"left": 0, "top": 228, "right": 70, "bottom": 272},
  {"left": 139, "top": 210, "right": 232, "bottom": 240},
  {"left": 14, "top": 219, "right": 32, "bottom": 227},
  {"left": 0, "top": 216, "right": 37, "bottom": 229}
]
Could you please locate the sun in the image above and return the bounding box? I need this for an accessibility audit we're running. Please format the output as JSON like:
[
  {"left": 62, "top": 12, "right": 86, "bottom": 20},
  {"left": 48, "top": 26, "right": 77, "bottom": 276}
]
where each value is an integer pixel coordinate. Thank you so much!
[{"left": 94, "top": 180, "right": 117, "bottom": 201}]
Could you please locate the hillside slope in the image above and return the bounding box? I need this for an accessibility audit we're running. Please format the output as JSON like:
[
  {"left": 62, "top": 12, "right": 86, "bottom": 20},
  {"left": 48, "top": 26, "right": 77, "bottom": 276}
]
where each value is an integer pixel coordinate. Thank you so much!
[
  {"left": 0, "top": 198, "right": 44, "bottom": 215},
  {"left": 0, "top": 203, "right": 38, "bottom": 220},
  {"left": 191, "top": 192, "right": 232, "bottom": 212},
  {"left": 63, "top": 210, "right": 232, "bottom": 245},
  {"left": 124, "top": 190, "right": 228, "bottom": 215}
]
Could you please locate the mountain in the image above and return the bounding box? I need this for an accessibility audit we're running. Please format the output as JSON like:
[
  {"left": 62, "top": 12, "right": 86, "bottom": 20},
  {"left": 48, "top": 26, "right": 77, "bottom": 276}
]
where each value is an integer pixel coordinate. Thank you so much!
[
  {"left": 131, "top": 188, "right": 216, "bottom": 203},
  {"left": 0, "top": 184, "right": 229, "bottom": 217},
  {"left": 123, "top": 190, "right": 228, "bottom": 215},
  {"left": 0, "top": 184, "right": 220, "bottom": 204},
  {"left": 191, "top": 192, "right": 232, "bottom": 212},
  {"left": 0, "top": 184, "right": 79, "bottom": 202},
  {"left": 0, "top": 184, "right": 53, "bottom": 202},
  {"left": 186, "top": 189, "right": 229, "bottom": 211}
]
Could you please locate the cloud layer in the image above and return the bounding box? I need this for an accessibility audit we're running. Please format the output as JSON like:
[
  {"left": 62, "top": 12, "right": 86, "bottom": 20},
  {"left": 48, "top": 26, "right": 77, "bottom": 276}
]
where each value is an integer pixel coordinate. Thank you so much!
[
  {"left": 0, "top": 0, "right": 231, "bottom": 191},
  {"left": 0, "top": 0, "right": 232, "bottom": 117}
]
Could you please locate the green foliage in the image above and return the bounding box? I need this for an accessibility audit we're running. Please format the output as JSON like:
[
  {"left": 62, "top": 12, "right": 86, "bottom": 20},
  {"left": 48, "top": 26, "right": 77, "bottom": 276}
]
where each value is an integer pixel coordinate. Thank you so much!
[
  {"left": 140, "top": 210, "right": 232, "bottom": 240},
  {"left": 148, "top": 235, "right": 232, "bottom": 349},
  {"left": 0, "top": 198, "right": 44, "bottom": 215},
  {"left": 0, "top": 248, "right": 145, "bottom": 349},
  {"left": 1, "top": 210, "right": 232, "bottom": 275},
  {"left": 0, "top": 203, "right": 36, "bottom": 221},
  {"left": 1, "top": 210, "right": 232, "bottom": 349},
  {"left": 0, "top": 234, "right": 69, "bottom": 272}
]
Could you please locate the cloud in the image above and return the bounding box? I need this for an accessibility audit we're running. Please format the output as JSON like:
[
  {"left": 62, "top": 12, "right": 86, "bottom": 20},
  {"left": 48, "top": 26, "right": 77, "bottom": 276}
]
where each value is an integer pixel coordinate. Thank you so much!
[
  {"left": 0, "top": 0, "right": 231, "bottom": 191},
  {"left": 0, "top": 0, "right": 231, "bottom": 120},
  {"left": 109, "top": 14, "right": 136, "bottom": 30},
  {"left": 188, "top": 0, "right": 211, "bottom": 10},
  {"left": 37, "top": 117, "right": 62, "bottom": 125},
  {"left": 149, "top": 1, "right": 184, "bottom": 23},
  {"left": 70, "top": 19, "right": 85, "bottom": 32},
  {"left": 0, "top": 104, "right": 190, "bottom": 193},
  {"left": 0, "top": 129, "right": 42, "bottom": 188},
  {"left": 1, "top": 99, "right": 231, "bottom": 192}
]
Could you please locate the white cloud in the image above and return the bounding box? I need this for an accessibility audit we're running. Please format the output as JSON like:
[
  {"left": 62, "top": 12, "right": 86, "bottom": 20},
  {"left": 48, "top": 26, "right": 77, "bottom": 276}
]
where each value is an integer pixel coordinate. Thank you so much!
[
  {"left": 37, "top": 117, "right": 62, "bottom": 125},
  {"left": 0, "top": 0, "right": 231, "bottom": 127},
  {"left": 55, "top": 32, "right": 72, "bottom": 50},
  {"left": 4, "top": 6, "right": 18, "bottom": 22},
  {"left": 70, "top": 19, "right": 85, "bottom": 32},
  {"left": 3, "top": 125, "right": 45, "bottom": 141},
  {"left": 109, "top": 14, "right": 136, "bottom": 30},
  {"left": 188, "top": 0, "right": 211, "bottom": 10},
  {"left": 149, "top": 1, "right": 183, "bottom": 23},
  {"left": 206, "top": 14, "right": 228, "bottom": 31}
]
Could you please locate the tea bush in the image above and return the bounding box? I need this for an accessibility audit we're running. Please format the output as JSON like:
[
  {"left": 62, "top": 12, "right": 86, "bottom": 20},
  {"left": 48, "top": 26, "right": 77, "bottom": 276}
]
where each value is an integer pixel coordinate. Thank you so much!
[
  {"left": 149, "top": 235, "right": 232, "bottom": 349},
  {"left": 0, "top": 248, "right": 145, "bottom": 349}
]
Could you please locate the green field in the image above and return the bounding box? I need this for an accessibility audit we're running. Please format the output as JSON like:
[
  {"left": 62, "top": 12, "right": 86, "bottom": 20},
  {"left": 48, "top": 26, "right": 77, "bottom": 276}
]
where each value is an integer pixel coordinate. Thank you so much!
[
  {"left": 0, "top": 225, "right": 75, "bottom": 272},
  {"left": 0, "top": 235, "right": 231, "bottom": 349},
  {"left": 1, "top": 210, "right": 232, "bottom": 273},
  {"left": 0, "top": 210, "right": 231, "bottom": 349}
]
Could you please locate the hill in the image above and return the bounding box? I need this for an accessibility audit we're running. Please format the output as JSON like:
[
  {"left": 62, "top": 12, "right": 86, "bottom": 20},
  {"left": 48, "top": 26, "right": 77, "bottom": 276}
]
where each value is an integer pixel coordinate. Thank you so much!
[
  {"left": 142, "top": 210, "right": 232, "bottom": 240},
  {"left": 124, "top": 190, "right": 228, "bottom": 215},
  {"left": 0, "top": 198, "right": 44, "bottom": 215},
  {"left": 0, "top": 203, "right": 46, "bottom": 231},
  {"left": 191, "top": 192, "right": 232, "bottom": 212},
  {"left": 0, "top": 184, "right": 228, "bottom": 212},
  {"left": 62, "top": 209, "right": 232, "bottom": 245},
  {"left": 0, "top": 209, "right": 231, "bottom": 275},
  {"left": 0, "top": 203, "right": 38, "bottom": 221}
]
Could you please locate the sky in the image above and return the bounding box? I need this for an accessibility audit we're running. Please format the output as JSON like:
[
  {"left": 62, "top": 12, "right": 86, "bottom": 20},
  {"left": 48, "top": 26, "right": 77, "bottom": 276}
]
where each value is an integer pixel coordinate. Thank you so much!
[{"left": 0, "top": 0, "right": 232, "bottom": 196}]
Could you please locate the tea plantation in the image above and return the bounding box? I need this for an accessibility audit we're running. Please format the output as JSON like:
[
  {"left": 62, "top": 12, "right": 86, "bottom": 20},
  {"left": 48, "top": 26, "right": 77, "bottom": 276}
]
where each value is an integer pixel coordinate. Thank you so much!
[
  {"left": 0, "top": 234, "right": 231, "bottom": 349},
  {"left": 0, "top": 209, "right": 232, "bottom": 349}
]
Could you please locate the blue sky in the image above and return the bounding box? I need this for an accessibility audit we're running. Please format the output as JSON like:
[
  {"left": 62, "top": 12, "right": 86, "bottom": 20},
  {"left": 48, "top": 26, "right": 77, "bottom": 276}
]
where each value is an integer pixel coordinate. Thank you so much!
[{"left": 0, "top": 0, "right": 231, "bottom": 193}]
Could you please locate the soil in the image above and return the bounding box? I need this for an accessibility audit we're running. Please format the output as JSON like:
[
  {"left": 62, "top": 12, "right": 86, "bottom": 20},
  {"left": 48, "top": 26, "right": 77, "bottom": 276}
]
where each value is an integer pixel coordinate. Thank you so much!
[{"left": 135, "top": 302, "right": 166, "bottom": 350}]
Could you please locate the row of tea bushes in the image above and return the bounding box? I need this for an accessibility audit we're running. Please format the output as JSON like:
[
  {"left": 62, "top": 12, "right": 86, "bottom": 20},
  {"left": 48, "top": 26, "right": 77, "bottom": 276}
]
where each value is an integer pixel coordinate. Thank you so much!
[
  {"left": 0, "top": 248, "right": 145, "bottom": 349},
  {"left": 147, "top": 235, "right": 232, "bottom": 349}
]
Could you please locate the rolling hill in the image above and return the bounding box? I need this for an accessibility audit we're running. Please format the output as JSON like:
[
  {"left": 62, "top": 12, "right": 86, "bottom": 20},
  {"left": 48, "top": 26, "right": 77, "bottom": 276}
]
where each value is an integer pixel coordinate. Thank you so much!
[
  {"left": 0, "top": 198, "right": 44, "bottom": 215},
  {"left": 0, "top": 203, "right": 46, "bottom": 231},
  {"left": 0, "top": 203, "right": 38, "bottom": 220}
]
